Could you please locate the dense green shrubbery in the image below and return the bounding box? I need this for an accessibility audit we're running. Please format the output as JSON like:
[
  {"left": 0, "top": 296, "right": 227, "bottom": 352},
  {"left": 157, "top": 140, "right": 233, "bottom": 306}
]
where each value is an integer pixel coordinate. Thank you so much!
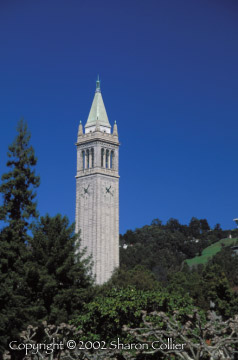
[{"left": 71, "top": 286, "right": 195, "bottom": 343}]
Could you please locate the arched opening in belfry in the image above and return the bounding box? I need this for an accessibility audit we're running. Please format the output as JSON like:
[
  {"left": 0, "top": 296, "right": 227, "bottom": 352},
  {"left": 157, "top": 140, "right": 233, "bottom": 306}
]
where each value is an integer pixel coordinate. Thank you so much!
[
  {"left": 82, "top": 150, "right": 85, "bottom": 170},
  {"left": 101, "top": 148, "right": 104, "bottom": 167},
  {"left": 106, "top": 149, "right": 109, "bottom": 168},
  {"left": 110, "top": 150, "right": 114, "bottom": 169},
  {"left": 91, "top": 148, "right": 94, "bottom": 168}
]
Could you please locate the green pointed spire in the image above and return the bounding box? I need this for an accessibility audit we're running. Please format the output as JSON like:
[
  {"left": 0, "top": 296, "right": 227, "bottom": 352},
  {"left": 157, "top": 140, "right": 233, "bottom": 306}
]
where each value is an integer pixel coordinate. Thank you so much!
[
  {"left": 85, "top": 77, "right": 111, "bottom": 130},
  {"left": 96, "top": 75, "right": 100, "bottom": 92}
]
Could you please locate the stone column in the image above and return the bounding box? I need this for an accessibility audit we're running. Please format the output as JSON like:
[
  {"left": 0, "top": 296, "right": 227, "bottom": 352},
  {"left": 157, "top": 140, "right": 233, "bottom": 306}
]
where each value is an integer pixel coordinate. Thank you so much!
[
  {"left": 114, "top": 148, "right": 118, "bottom": 172},
  {"left": 110, "top": 150, "right": 114, "bottom": 169},
  {"left": 80, "top": 150, "right": 83, "bottom": 170},
  {"left": 95, "top": 144, "right": 101, "bottom": 168},
  {"left": 77, "top": 148, "right": 82, "bottom": 171},
  {"left": 108, "top": 150, "right": 111, "bottom": 169}
]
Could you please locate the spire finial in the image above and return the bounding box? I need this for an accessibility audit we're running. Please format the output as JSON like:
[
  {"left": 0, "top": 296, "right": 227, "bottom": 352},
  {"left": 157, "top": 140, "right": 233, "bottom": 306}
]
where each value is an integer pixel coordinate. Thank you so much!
[
  {"left": 78, "top": 120, "right": 83, "bottom": 138},
  {"left": 96, "top": 75, "right": 100, "bottom": 92}
]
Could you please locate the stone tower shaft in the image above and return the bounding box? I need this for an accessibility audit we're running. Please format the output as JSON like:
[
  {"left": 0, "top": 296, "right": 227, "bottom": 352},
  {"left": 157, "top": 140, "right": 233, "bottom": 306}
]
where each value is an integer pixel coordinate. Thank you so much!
[{"left": 75, "top": 79, "right": 119, "bottom": 285}]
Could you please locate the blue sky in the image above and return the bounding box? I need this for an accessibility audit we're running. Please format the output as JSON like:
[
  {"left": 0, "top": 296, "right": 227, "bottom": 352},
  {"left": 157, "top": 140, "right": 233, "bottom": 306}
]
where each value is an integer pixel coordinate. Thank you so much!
[{"left": 0, "top": 0, "right": 238, "bottom": 233}]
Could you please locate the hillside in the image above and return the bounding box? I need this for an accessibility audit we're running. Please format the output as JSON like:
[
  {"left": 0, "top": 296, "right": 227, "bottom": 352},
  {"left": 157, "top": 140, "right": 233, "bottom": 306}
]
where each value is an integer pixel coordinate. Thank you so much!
[
  {"left": 120, "top": 218, "right": 233, "bottom": 282},
  {"left": 185, "top": 237, "right": 238, "bottom": 266}
]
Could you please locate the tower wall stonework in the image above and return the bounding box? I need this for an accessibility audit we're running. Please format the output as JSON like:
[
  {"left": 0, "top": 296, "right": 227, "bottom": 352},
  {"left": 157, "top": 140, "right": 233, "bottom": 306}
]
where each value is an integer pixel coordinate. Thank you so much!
[
  {"left": 75, "top": 87, "right": 120, "bottom": 285},
  {"left": 76, "top": 173, "right": 119, "bottom": 284}
]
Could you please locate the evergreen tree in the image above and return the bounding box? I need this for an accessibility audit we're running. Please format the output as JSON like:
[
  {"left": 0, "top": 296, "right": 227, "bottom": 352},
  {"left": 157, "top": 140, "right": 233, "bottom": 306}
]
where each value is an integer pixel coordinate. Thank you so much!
[
  {"left": 0, "top": 119, "right": 40, "bottom": 355},
  {"left": 27, "top": 214, "right": 93, "bottom": 324},
  {"left": 0, "top": 118, "right": 40, "bottom": 235}
]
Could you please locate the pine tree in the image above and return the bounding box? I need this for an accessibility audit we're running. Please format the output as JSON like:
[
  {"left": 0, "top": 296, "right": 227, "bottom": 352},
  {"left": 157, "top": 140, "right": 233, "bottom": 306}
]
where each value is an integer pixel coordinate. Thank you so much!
[
  {"left": 0, "top": 119, "right": 40, "bottom": 355},
  {"left": 0, "top": 118, "right": 40, "bottom": 235},
  {"left": 27, "top": 214, "right": 93, "bottom": 324}
]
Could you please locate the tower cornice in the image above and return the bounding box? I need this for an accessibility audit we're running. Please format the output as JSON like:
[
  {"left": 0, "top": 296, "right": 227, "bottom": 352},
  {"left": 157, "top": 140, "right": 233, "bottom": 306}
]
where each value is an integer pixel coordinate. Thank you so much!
[
  {"left": 75, "top": 168, "right": 120, "bottom": 179},
  {"left": 76, "top": 132, "right": 119, "bottom": 146}
]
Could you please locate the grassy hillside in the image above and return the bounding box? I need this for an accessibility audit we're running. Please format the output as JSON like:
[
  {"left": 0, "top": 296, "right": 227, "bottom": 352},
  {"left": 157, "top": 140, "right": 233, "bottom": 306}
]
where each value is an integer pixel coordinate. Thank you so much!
[{"left": 185, "top": 237, "right": 238, "bottom": 266}]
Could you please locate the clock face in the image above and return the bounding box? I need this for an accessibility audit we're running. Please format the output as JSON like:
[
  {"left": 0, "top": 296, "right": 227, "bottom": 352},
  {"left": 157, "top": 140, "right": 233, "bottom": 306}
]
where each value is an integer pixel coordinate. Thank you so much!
[
  {"left": 81, "top": 184, "right": 90, "bottom": 198},
  {"left": 102, "top": 184, "right": 114, "bottom": 197}
]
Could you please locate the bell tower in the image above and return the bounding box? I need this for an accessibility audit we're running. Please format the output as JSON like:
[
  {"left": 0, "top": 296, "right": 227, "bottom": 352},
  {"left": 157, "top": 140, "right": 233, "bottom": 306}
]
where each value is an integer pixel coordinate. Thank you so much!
[{"left": 75, "top": 78, "right": 120, "bottom": 285}]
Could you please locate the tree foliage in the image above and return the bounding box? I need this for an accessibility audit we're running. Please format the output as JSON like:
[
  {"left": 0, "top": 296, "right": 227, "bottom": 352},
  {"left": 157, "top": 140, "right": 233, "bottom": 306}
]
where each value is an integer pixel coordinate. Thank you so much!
[
  {"left": 0, "top": 119, "right": 40, "bottom": 236},
  {"left": 0, "top": 120, "right": 40, "bottom": 354},
  {"left": 120, "top": 218, "right": 229, "bottom": 283},
  {"left": 0, "top": 121, "right": 92, "bottom": 357},
  {"left": 167, "top": 262, "right": 238, "bottom": 318},
  {"left": 71, "top": 286, "right": 194, "bottom": 344},
  {"left": 26, "top": 214, "right": 93, "bottom": 324},
  {"left": 105, "top": 265, "right": 160, "bottom": 291}
]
